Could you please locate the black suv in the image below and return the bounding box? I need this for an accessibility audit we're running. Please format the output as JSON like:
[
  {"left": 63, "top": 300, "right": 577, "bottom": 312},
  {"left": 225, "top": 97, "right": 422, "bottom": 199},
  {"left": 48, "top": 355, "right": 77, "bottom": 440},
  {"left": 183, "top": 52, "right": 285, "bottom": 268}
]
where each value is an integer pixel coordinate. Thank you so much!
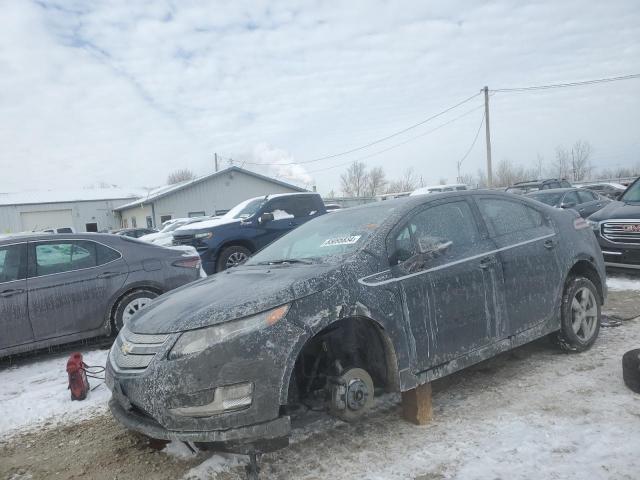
[
  {"left": 588, "top": 177, "right": 640, "bottom": 270},
  {"left": 173, "top": 193, "right": 327, "bottom": 274},
  {"left": 506, "top": 178, "right": 572, "bottom": 194}
]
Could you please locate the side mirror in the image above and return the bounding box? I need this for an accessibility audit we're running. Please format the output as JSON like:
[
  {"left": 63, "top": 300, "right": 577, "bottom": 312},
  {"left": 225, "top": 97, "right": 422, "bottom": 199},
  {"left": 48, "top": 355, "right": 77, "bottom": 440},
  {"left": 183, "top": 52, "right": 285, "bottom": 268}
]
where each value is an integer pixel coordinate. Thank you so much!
[
  {"left": 397, "top": 238, "right": 452, "bottom": 273},
  {"left": 560, "top": 202, "right": 576, "bottom": 209},
  {"left": 258, "top": 212, "right": 274, "bottom": 224}
]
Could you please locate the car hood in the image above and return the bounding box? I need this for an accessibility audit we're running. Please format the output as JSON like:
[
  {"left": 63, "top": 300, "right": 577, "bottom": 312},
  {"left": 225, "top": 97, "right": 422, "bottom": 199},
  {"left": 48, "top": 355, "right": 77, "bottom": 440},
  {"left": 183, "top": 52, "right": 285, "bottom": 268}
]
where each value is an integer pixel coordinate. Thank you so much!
[
  {"left": 128, "top": 263, "right": 343, "bottom": 334},
  {"left": 140, "top": 232, "right": 167, "bottom": 242},
  {"left": 175, "top": 216, "right": 240, "bottom": 233},
  {"left": 589, "top": 201, "right": 640, "bottom": 222}
]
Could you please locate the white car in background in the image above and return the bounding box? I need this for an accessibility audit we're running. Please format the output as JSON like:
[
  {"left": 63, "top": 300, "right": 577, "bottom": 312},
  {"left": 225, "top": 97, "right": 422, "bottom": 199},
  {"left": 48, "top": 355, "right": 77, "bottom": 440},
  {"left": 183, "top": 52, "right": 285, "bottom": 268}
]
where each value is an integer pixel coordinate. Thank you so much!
[
  {"left": 410, "top": 183, "right": 468, "bottom": 195},
  {"left": 140, "top": 217, "right": 212, "bottom": 246}
]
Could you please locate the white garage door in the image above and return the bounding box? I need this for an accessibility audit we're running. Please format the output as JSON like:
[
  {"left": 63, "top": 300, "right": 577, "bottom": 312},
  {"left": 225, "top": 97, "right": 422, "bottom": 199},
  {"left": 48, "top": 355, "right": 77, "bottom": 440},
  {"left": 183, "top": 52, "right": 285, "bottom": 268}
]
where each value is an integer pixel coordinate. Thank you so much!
[{"left": 21, "top": 209, "right": 73, "bottom": 232}]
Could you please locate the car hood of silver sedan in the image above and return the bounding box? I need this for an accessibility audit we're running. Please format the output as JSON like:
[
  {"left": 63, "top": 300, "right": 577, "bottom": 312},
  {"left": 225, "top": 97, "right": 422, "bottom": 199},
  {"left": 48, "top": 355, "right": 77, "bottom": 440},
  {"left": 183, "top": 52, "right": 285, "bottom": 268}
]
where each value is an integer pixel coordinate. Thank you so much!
[{"left": 127, "top": 263, "right": 342, "bottom": 334}]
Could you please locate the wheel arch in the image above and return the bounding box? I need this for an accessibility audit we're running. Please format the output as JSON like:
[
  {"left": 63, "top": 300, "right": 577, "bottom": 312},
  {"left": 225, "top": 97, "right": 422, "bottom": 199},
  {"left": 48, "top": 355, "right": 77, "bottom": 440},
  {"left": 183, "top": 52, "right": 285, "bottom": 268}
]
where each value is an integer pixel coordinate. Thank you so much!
[
  {"left": 105, "top": 282, "right": 164, "bottom": 334},
  {"left": 565, "top": 257, "right": 605, "bottom": 304},
  {"left": 280, "top": 315, "right": 401, "bottom": 405}
]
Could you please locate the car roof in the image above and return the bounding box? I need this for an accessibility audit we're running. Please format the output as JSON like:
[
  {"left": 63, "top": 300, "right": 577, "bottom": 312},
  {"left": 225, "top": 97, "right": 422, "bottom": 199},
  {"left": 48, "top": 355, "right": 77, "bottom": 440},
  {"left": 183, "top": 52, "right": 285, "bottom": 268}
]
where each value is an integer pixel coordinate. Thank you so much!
[
  {"left": 0, "top": 232, "right": 119, "bottom": 244},
  {"left": 526, "top": 187, "right": 575, "bottom": 195}
]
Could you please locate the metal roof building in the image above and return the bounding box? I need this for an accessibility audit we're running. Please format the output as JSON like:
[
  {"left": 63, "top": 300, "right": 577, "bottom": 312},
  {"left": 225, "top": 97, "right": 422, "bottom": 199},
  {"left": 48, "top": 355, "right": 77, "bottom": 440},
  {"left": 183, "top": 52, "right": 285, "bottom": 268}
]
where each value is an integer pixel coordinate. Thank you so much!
[
  {"left": 114, "top": 166, "right": 307, "bottom": 229},
  {"left": 0, "top": 187, "right": 146, "bottom": 234}
]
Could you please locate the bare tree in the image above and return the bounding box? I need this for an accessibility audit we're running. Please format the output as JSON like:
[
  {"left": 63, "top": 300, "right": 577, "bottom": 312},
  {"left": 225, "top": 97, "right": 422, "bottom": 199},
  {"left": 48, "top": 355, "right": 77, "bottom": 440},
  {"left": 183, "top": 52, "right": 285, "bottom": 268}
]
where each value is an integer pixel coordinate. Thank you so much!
[
  {"left": 569, "top": 140, "right": 593, "bottom": 181},
  {"left": 476, "top": 169, "right": 488, "bottom": 188},
  {"left": 340, "top": 161, "right": 369, "bottom": 197},
  {"left": 550, "top": 147, "right": 572, "bottom": 180},
  {"left": 365, "top": 167, "right": 387, "bottom": 196},
  {"left": 459, "top": 173, "right": 475, "bottom": 187},
  {"left": 167, "top": 169, "right": 196, "bottom": 184}
]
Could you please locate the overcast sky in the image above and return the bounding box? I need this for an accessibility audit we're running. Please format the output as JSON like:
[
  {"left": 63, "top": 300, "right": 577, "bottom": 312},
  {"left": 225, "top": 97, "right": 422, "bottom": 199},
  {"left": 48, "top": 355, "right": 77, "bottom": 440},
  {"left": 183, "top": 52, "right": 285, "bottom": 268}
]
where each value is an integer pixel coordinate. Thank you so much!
[{"left": 1, "top": 0, "right": 639, "bottom": 194}]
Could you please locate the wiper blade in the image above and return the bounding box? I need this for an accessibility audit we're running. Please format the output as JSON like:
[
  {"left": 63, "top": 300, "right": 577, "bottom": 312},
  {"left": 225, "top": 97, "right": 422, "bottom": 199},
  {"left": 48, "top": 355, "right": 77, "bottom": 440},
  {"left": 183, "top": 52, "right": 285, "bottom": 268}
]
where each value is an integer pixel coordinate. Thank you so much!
[{"left": 257, "top": 258, "right": 313, "bottom": 265}]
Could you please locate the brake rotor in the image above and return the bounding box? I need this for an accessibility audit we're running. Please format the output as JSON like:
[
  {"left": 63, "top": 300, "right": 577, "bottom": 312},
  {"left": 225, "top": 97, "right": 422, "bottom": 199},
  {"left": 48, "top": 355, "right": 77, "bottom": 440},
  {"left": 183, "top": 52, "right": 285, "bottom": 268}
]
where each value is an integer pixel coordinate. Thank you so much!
[{"left": 329, "top": 367, "right": 374, "bottom": 422}]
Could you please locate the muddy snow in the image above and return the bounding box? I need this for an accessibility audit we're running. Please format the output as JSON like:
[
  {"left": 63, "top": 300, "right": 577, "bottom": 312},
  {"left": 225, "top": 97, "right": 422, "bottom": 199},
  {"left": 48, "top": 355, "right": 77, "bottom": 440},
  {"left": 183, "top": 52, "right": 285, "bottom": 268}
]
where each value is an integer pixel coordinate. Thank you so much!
[{"left": 1, "top": 275, "right": 639, "bottom": 479}]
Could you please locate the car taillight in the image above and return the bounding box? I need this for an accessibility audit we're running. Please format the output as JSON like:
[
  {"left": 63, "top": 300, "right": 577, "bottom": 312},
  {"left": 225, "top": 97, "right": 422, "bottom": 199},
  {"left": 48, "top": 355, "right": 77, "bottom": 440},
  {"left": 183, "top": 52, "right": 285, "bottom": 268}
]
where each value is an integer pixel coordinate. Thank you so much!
[
  {"left": 574, "top": 218, "right": 590, "bottom": 230},
  {"left": 172, "top": 256, "right": 202, "bottom": 269}
]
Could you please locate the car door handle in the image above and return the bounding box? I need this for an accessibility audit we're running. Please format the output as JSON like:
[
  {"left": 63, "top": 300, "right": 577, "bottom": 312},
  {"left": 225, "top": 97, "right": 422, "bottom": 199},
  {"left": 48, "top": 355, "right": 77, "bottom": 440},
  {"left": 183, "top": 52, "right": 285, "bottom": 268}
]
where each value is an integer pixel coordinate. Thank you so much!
[
  {"left": 97, "top": 271, "right": 122, "bottom": 279},
  {"left": 479, "top": 256, "right": 497, "bottom": 269},
  {"left": 544, "top": 239, "right": 556, "bottom": 249},
  {"left": 0, "top": 288, "right": 25, "bottom": 297}
]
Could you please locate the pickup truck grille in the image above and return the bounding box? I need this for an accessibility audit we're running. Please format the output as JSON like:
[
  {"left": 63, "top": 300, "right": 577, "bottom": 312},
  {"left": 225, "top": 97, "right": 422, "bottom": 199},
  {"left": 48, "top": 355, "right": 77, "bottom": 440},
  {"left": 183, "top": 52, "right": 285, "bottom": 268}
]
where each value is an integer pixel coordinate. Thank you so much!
[
  {"left": 111, "top": 327, "right": 170, "bottom": 371},
  {"left": 602, "top": 221, "right": 640, "bottom": 244},
  {"left": 172, "top": 234, "right": 196, "bottom": 246}
]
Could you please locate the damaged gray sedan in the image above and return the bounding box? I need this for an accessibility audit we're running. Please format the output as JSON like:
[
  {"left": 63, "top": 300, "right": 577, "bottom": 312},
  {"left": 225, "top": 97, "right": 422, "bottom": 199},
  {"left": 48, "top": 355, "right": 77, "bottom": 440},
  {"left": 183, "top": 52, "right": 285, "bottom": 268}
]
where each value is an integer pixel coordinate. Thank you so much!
[{"left": 106, "top": 191, "right": 606, "bottom": 452}]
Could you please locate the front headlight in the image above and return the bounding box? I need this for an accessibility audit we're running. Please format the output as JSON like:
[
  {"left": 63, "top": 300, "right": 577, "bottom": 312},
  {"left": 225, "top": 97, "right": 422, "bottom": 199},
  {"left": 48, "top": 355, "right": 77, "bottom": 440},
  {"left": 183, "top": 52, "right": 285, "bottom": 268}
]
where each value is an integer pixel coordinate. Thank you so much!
[
  {"left": 168, "top": 304, "right": 290, "bottom": 360},
  {"left": 586, "top": 219, "right": 600, "bottom": 231},
  {"left": 194, "top": 232, "right": 213, "bottom": 239}
]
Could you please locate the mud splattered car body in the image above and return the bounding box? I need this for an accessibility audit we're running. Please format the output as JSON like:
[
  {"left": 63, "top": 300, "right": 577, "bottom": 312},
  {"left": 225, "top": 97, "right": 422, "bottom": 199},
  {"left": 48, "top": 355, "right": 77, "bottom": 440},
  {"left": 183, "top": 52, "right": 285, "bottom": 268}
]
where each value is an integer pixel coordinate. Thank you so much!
[{"left": 106, "top": 191, "right": 606, "bottom": 451}]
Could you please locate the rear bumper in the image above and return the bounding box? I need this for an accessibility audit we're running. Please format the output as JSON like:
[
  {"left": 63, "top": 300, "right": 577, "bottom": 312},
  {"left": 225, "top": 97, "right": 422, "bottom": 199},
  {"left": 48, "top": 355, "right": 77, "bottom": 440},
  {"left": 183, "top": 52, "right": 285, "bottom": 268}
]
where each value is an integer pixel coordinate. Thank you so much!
[{"left": 109, "top": 397, "right": 290, "bottom": 446}]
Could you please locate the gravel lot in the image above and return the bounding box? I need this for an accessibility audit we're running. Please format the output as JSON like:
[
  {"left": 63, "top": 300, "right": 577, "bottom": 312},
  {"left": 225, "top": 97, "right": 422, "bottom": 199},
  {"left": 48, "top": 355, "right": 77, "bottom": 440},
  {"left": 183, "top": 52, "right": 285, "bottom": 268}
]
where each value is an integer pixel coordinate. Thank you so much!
[{"left": 2, "top": 276, "right": 639, "bottom": 480}]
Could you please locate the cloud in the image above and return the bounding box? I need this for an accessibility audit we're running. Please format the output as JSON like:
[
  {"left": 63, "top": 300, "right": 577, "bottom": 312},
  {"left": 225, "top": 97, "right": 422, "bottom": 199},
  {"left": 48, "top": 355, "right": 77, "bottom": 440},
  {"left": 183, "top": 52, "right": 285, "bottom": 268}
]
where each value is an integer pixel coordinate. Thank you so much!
[
  {"left": 0, "top": 1, "right": 639, "bottom": 194},
  {"left": 246, "top": 143, "right": 314, "bottom": 187}
]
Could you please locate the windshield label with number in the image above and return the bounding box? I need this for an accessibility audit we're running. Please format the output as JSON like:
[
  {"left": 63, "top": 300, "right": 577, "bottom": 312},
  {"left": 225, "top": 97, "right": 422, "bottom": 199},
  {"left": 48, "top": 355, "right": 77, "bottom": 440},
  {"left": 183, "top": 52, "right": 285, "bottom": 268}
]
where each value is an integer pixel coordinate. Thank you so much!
[{"left": 321, "top": 235, "right": 361, "bottom": 247}]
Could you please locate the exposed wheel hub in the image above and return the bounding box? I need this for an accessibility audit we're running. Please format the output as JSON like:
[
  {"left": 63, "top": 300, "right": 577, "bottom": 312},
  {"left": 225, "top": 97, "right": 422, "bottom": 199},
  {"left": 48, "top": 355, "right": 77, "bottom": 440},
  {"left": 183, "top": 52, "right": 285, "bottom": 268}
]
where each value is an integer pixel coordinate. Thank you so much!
[
  {"left": 329, "top": 367, "right": 374, "bottom": 421},
  {"left": 346, "top": 378, "right": 369, "bottom": 411}
]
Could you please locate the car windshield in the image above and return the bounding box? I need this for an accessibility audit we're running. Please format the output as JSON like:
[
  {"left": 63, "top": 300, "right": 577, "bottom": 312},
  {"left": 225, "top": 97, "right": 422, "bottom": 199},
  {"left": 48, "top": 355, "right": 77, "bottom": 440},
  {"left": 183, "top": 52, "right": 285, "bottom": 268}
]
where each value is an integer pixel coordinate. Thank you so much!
[
  {"left": 528, "top": 192, "right": 564, "bottom": 206},
  {"left": 621, "top": 181, "right": 640, "bottom": 203},
  {"left": 246, "top": 203, "right": 398, "bottom": 265},
  {"left": 224, "top": 197, "right": 266, "bottom": 219}
]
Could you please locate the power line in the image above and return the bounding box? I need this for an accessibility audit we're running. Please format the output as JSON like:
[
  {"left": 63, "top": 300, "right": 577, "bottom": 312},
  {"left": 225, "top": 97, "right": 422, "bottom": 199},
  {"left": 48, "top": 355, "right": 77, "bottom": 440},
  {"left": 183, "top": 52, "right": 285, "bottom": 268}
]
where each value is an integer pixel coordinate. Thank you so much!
[
  {"left": 456, "top": 111, "right": 485, "bottom": 179},
  {"left": 307, "top": 103, "right": 485, "bottom": 174},
  {"left": 491, "top": 73, "right": 640, "bottom": 93},
  {"left": 243, "top": 92, "right": 482, "bottom": 166}
]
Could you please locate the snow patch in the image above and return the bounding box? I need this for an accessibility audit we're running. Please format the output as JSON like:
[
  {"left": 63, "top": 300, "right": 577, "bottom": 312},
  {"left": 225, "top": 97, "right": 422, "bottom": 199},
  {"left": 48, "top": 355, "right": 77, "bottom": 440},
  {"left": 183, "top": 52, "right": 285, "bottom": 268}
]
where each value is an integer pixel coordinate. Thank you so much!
[
  {"left": 0, "top": 348, "right": 110, "bottom": 438},
  {"left": 181, "top": 453, "right": 246, "bottom": 479},
  {"left": 607, "top": 274, "right": 640, "bottom": 291}
]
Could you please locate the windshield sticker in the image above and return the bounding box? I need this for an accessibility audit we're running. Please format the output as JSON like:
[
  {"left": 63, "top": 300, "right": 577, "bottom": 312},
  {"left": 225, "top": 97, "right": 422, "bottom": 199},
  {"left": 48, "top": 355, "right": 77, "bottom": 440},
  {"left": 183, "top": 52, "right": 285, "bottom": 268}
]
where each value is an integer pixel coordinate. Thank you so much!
[{"left": 321, "top": 235, "right": 361, "bottom": 247}]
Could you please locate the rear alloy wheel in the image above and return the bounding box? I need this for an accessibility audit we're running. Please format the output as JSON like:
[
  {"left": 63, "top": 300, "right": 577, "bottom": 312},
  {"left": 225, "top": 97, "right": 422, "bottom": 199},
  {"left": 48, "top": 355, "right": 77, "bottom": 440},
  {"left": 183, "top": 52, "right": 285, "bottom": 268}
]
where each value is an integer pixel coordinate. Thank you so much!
[
  {"left": 216, "top": 245, "right": 251, "bottom": 272},
  {"left": 112, "top": 289, "right": 158, "bottom": 333},
  {"left": 554, "top": 276, "right": 601, "bottom": 352}
]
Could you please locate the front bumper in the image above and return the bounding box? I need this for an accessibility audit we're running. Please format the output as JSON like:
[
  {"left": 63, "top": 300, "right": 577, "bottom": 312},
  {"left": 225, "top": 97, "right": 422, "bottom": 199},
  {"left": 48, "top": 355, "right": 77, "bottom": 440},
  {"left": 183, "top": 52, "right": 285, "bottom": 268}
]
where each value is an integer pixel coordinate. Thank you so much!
[
  {"left": 597, "top": 238, "right": 640, "bottom": 269},
  {"left": 109, "top": 397, "right": 290, "bottom": 444},
  {"left": 106, "top": 315, "right": 308, "bottom": 450}
]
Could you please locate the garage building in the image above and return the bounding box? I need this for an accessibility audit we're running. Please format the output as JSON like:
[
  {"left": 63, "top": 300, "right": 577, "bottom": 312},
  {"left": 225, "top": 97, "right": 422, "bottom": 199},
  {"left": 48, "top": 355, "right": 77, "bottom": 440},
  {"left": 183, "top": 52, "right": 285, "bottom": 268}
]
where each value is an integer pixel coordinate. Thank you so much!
[
  {"left": 0, "top": 188, "right": 145, "bottom": 234},
  {"left": 115, "top": 166, "right": 307, "bottom": 228}
]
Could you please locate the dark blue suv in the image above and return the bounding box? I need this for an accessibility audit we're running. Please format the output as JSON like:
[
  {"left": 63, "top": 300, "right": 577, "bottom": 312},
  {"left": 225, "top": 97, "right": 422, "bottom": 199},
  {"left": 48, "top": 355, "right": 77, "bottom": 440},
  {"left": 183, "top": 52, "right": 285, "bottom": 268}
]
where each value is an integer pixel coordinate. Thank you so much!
[{"left": 172, "top": 192, "right": 327, "bottom": 274}]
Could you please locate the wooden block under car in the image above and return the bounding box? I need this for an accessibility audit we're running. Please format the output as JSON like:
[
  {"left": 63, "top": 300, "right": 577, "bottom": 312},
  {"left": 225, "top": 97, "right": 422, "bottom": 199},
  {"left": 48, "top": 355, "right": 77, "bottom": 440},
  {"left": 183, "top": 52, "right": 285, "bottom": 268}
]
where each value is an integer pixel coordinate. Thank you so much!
[{"left": 401, "top": 382, "right": 433, "bottom": 425}]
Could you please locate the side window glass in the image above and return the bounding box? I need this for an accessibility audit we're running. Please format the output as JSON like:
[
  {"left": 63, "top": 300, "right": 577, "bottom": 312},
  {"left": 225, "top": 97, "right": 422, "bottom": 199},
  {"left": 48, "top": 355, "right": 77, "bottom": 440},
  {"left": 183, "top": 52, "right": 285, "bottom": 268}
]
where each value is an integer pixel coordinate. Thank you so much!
[
  {"left": 577, "top": 190, "right": 595, "bottom": 203},
  {"left": 96, "top": 243, "right": 121, "bottom": 265},
  {"left": 391, "top": 201, "right": 479, "bottom": 266},
  {"left": 264, "top": 197, "right": 320, "bottom": 220},
  {"left": 0, "top": 244, "right": 26, "bottom": 283},
  {"left": 35, "top": 241, "right": 97, "bottom": 276},
  {"left": 562, "top": 191, "right": 580, "bottom": 205},
  {"left": 263, "top": 199, "right": 295, "bottom": 220},
  {"left": 478, "top": 198, "right": 544, "bottom": 237}
]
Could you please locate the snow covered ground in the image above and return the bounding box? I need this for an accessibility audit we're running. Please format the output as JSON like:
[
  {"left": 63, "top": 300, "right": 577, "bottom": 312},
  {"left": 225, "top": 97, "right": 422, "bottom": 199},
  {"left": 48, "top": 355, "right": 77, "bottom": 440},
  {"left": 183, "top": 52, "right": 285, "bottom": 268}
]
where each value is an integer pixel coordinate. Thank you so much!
[
  {"left": 1, "top": 273, "right": 639, "bottom": 479},
  {"left": 0, "top": 347, "right": 110, "bottom": 437}
]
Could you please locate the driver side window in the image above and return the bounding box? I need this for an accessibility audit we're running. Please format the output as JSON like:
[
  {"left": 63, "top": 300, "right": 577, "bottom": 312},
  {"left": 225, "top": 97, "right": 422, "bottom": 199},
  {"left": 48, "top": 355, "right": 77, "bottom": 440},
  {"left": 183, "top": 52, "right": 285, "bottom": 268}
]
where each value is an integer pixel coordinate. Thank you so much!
[{"left": 391, "top": 200, "right": 480, "bottom": 268}]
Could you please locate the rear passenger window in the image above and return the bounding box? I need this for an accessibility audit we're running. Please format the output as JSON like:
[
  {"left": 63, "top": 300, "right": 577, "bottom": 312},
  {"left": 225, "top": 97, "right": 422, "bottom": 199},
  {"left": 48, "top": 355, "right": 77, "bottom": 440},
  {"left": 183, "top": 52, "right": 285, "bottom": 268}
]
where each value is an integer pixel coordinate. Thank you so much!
[
  {"left": 391, "top": 201, "right": 479, "bottom": 265},
  {"left": 34, "top": 241, "right": 97, "bottom": 276},
  {"left": 562, "top": 191, "right": 580, "bottom": 205},
  {"left": 0, "top": 244, "right": 26, "bottom": 283},
  {"left": 96, "top": 243, "right": 121, "bottom": 265},
  {"left": 478, "top": 198, "right": 544, "bottom": 237},
  {"left": 577, "top": 190, "right": 596, "bottom": 202},
  {"left": 264, "top": 196, "right": 319, "bottom": 220}
]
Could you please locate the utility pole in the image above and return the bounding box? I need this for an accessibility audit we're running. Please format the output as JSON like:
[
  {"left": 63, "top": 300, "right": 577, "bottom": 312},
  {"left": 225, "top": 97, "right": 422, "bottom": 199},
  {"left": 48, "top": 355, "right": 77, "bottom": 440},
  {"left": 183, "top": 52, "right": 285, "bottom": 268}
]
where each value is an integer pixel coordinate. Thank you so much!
[
  {"left": 483, "top": 86, "right": 493, "bottom": 187},
  {"left": 214, "top": 153, "right": 219, "bottom": 172}
]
